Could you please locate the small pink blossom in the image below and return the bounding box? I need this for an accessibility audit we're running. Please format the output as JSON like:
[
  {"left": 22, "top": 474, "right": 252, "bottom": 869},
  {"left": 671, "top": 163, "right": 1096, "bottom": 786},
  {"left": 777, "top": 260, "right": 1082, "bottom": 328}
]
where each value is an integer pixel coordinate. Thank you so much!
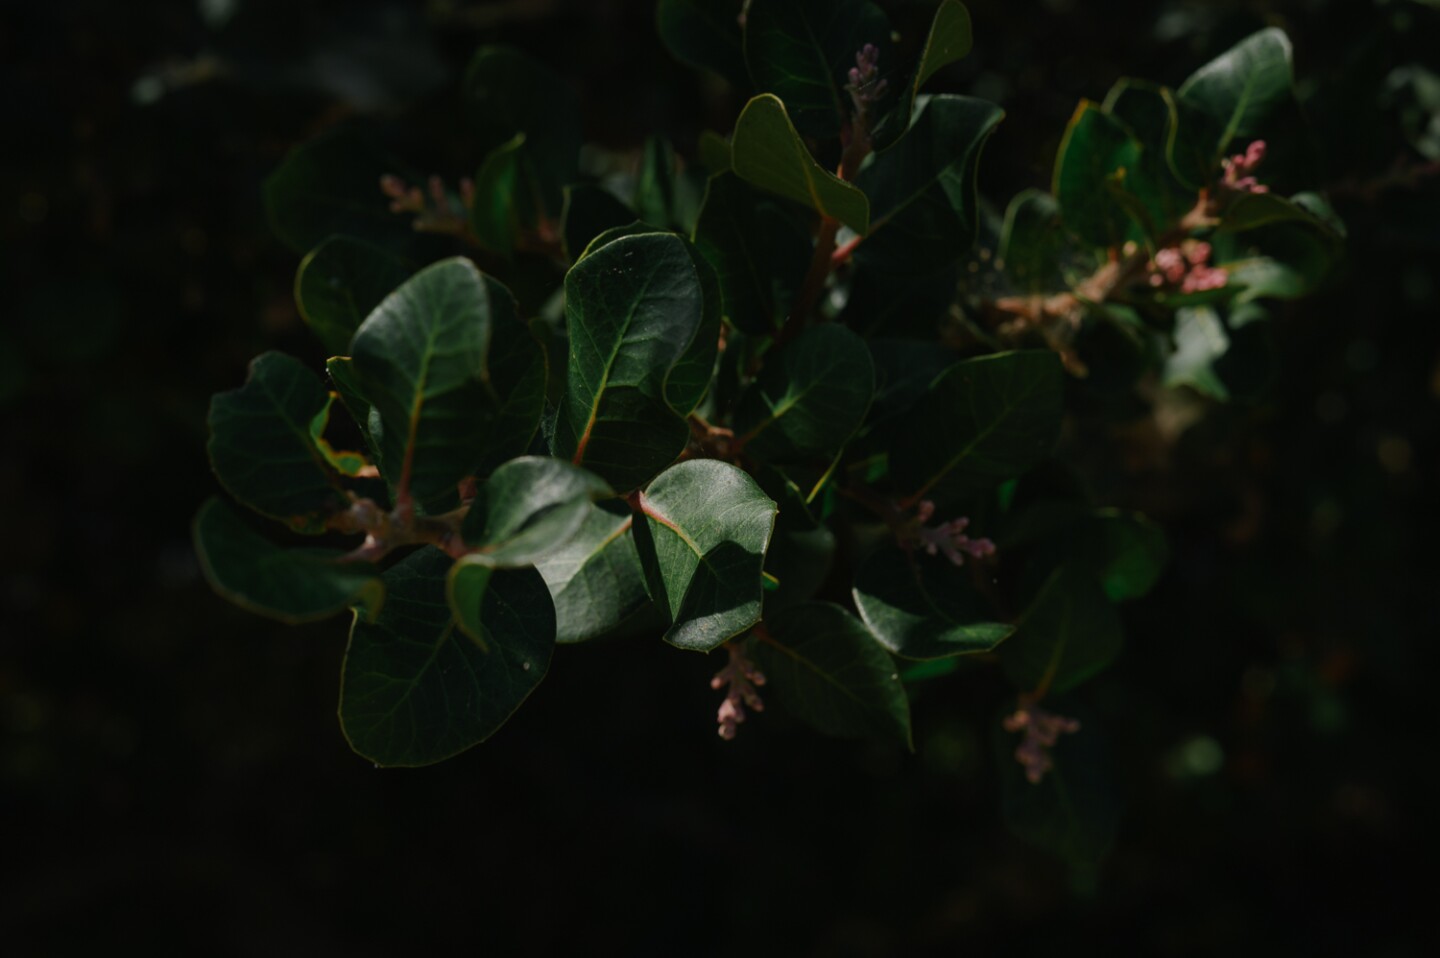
[
  {"left": 1221, "top": 139, "right": 1269, "bottom": 195},
  {"left": 1148, "top": 239, "right": 1227, "bottom": 294},
  {"left": 914, "top": 500, "right": 996, "bottom": 567},
  {"left": 379, "top": 172, "right": 475, "bottom": 233},
  {"left": 711, "top": 642, "right": 766, "bottom": 740},
  {"left": 846, "top": 43, "right": 888, "bottom": 112},
  {"left": 1003, "top": 705, "right": 1081, "bottom": 784}
]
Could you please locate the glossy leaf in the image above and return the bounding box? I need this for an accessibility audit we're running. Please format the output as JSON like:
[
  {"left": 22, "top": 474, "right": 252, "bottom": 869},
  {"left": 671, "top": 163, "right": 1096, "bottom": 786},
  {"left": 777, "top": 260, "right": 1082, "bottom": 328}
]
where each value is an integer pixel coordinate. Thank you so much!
[
  {"left": 192, "top": 497, "right": 381, "bottom": 624},
  {"left": 853, "top": 548, "right": 1014, "bottom": 660},
  {"left": 1053, "top": 102, "right": 1144, "bottom": 249},
  {"left": 691, "top": 172, "right": 812, "bottom": 335},
  {"left": 552, "top": 233, "right": 711, "bottom": 490},
  {"left": 1177, "top": 28, "right": 1294, "bottom": 156},
  {"left": 871, "top": 0, "right": 974, "bottom": 150},
  {"left": 635, "top": 459, "right": 777, "bottom": 652},
  {"left": 744, "top": 0, "right": 892, "bottom": 137},
  {"left": 656, "top": 0, "right": 749, "bottom": 88},
  {"left": 350, "top": 257, "right": 520, "bottom": 508},
  {"left": 207, "top": 351, "right": 350, "bottom": 531},
  {"left": 340, "top": 548, "right": 554, "bottom": 767},
  {"left": 733, "top": 324, "right": 875, "bottom": 464},
  {"left": 856, "top": 95, "right": 1004, "bottom": 275},
  {"left": 998, "top": 189, "right": 1066, "bottom": 294},
  {"left": 534, "top": 499, "right": 659, "bottom": 643},
  {"left": 891, "top": 351, "right": 1064, "bottom": 507},
  {"left": 752, "top": 602, "right": 912, "bottom": 748},
  {"left": 325, "top": 356, "right": 384, "bottom": 470},
  {"left": 561, "top": 185, "right": 636, "bottom": 262},
  {"left": 731, "top": 93, "right": 870, "bottom": 233},
  {"left": 294, "top": 236, "right": 411, "bottom": 357},
  {"left": 1000, "top": 566, "right": 1123, "bottom": 694},
  {"left": 457, "top": 457, "right": 611, "bottom": 565}
]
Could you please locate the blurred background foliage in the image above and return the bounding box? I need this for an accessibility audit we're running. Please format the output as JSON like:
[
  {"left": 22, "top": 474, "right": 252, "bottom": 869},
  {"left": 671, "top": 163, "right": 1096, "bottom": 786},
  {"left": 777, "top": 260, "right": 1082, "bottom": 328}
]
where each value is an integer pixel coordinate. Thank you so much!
[{"left": 2, "top": 0, "right": 1438, "bottom": 953}]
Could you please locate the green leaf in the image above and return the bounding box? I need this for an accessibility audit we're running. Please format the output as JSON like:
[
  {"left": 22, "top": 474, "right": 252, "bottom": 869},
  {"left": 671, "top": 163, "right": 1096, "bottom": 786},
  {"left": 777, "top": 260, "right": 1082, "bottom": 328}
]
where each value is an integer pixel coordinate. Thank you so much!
[
  {"left": 340, "top": 547, "right": 554, "bottom": 767},
  {"left": 856, "top": 95, "right": 1003, "bottom": 275},
  {"left": 698, "top": 130, "right": 733, "bottom": 173},
  {"left": 1177, "top": 28, "right": 1294, "bottom": 156},
  {"left": 998, "top": 189, "right": 1066, "bottom": 294},
  {"left": 1018, "top": 507, "right": 1169, "bottom": 601},
  {"left": 350, "top": 257, "right": 520, "bottom": 508},
  {"left": 192, "top": 497, "right": 381, "bottom": 623},
  {"left": 534, "top": 499, "right": 659, "bottom": 643},
  {"left": 663, "top": 240, "right": 724, "bottom": 417},
  {"left": 207, "top": 351, "right": 350, "bottom": 531},
  {"left": 635, "top": 136, "right": 679, "bottom": 229},
  {"left": 691, "top": 173, "right": 811, "bottom": 335},
  {"left": 1218, "top": 191, "right": 1343, "bottom": 235},
  {"left": 325, "top": 356, "right": 384, "bottom": 470},
  {"left": 731, "top": 93, "right": 870, "bottom": 233},
  {"left": 561, "top": 185, "right": 636, "bottom": 262},
  {"left": 1052, "top": 102, "right": 1144, "bottom": 249},
  {"left": 870, "top": 0, "right": 974, "bottom": 150},
  {"left": 634, "top": 460, "right": 778, "bottom": 651},
  {"left": 1000, "top": 566, "right": 1123, "bottom": 694},
  {"left": 464, "top": 46, "right": 581, "bottom": 217},
  {"left": 744, "top": 0, "right": 892, "bottom": 137},
  {"left": 456, "top": 456, "right": 611, "bottom": 565},
  {"left": 755, "top": 466, "right": 836, "bottom": 613},
  {"left": 891, "top": 351, "right": 1064, "bottom": 507},
  {"left": 733, "top": 324, "right": 875, "bottom": 464},
  {"left": 841, "top": 262, "right": 957, "bottom": 339},
  {"left": 551, "top": 233, "right": 711, "bottom": 490},
  {"left": 294, "top": 237, "right": 411, "bottom": 357},
  {"left": 752, "top": 602, "right": 912, "bottom": 747},
  {"left": 470, "top": 133, "right": 541, "bottom": 257},
  {"left": 263, "top": 129, "right": 422, "bottom": 255},
  {"left": 657, "top": 0, "right": 750, "bottom": 88},
  {"left": 862, "top": 339, "right": 954, "bottom": 431},
  {"left": 995, "top": 703, "right": 1118, "bottom": 867},
  {"left": 1162, "top": 306, "right": 1230, "bottom": 400},
  {"left": 853, "top": 548, "right": 1014, "bottom": 660},
  {"left": 1102, "top": 80, "right": 1199, "bottom": 243},
  {"left": 474, "top": 315, "right": 549, "bottom": 478}
]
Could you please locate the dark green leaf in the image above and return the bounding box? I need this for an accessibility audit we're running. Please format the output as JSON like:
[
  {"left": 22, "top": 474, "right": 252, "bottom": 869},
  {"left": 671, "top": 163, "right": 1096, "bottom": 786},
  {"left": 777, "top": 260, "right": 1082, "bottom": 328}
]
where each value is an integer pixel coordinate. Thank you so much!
[
  {"left": 1000, "top": 566, "right": 1123, "bottom": 694},
  {"left": 856, "top": 95, "right": 1004, "bottom": 276},
  {"left": 326, "top": 356, "right": 385, "bottom": 471},
  {"left": 263, "top": 129, "right": 422, "bottom": 255},
  {"left": 995, "top": 703, "right": 1119, "bottom": 867},
  {"left": 663, "top": 241, "right": 723, "bottom": 416},
  {"left": 731, "top": 93, "right": 870, "bottom": 232},
  {"left": 755, "top": 466, "right": 836, "bottom": 613},
  {"left": 295, "top": 237, "right": 411, "bottom": 357},
  {"left": 552, "top": 233, "right": 711, "bottom": 490},
  {"left": 862, "top": 339, "right": 954, "bottom": 430},
  {"left": 853, "top": 548, "right": 1013, "bottom": 660},
  {"left": 871, "top": 0, "right": 974, "bottom": 150},
  {"left": 691, "top": 172, "right": 812, "bottom": 335},
  {"left": 1177, "top": 28, "right": 1294, "bottom": 156},
  {"left": 635, "top": 459, "right": 777, "bottom": 651},
  {"left": 192, "top": 497, "right": 381, "bottom": 623},
  {"left": 340, "top": 547, "right": 554, "bottom": 767},
  {"left": 657, "top": 0, "right": 750, "bottom": 88},
  {"left": 752, "top": 602, "right": 912, "bottom": 747},
  {"left": 561, "top": 185, "right": 636, "bottom": 262},
  {"left": 841, "top": 262, "right": 957, "bottom": 338},
  {"left": 1052, "top": 102, "right": 1144, "bottom": 249},
  {"left": 698, "top": 130, "right": 733, "bottom": 173},
  {"left": 1218, "top": 191, "right": 1343, "bottom": 235},
  {"left": 1102, "top": 80, "right": 1198, "bottom": 242},
  {"left": 473, "top": 315, "right": 548, "bottom": 477},
  {"left": 207, "top": 351, "right": 350, "bottom": 531},
  {"left": 891, "top": 351, "right": 1064, "bottom": 507},
  {"left": 470, "top": 133, "right": 542, "bottom": 257},
  {"left": 464, "top": 46, "right": 581, "bottom": 217},
  {"left": 998, "top": 189, "right": 1066, "bottom": 294},
  {"left": 350, "top": 257, "right": 519, "bottom": 508},
  {"left": 744, "top": 0, "right": 892, "bottom": 137},
  {"left": 635, "top": 136, "right": 679, "bottom": 229},
  {"left": 457, "top": 456, "right": 611, "bottom": 565},
  {"left": 733, "top": 324, "right": 875, "bottom": 464},
  {"left": 534, "top": 499, "right": 659, "bottom": 643}
]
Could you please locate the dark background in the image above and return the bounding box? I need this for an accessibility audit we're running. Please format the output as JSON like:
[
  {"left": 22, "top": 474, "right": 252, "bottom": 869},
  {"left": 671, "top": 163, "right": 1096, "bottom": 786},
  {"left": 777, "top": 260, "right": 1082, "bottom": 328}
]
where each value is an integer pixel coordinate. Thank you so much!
[{"left": 3, "top": 0, "right": 1438, "bottom": 953}]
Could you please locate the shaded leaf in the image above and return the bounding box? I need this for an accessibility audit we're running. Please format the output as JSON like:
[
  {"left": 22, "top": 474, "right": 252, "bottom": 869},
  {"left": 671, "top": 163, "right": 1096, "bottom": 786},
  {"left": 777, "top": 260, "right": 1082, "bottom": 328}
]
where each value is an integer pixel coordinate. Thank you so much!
[
  {"left": 857, "top": 95, "right": 1004, "bottom": 276},
  {"left": 534, "top": 499, "right": 660, "bottom": 643},
  {"left": 340, "top": 547, "right": 553, "bottom": 767},
  {"left": 1177, "top": 28, "right": 1294, "bottom": 156},
  {"left": 733, "top": 324, "right": 875, "bottom": 464},
  {"left": 871, "top": 0, "right": 974, "bottom": 150},
  {"left": 207, "top": 351, "right": 350, "bottom": 531},
  {"left": 698, "top": 130, "right": 733, "bottom": 173},
  {"left": 755, "top": 466, "right": 836, "bottom": 613},
  {"left": 891, "top": 351, "right": 1064, "bottom": 507},
  {"left": 636, "top": 135, "right": 680, "bottom": 229},
  {"left": 192, "top": 497, "right": 381, "bottom": 623},
  {"left": 744, "top": 0, "right": 892, "bottom": 137},
  {"left": 635, "top": 459, "right": 777, "bottom": 651},
  {"left": 1000, "top": 566, "right": 1123, "bottom": 694},
  {"left": 657, "top": 0, "right": 750, "bottom": 88},
  {"left": 732, "top": 93, "right": 870, "bottom": 233},
  {"left": 752, "top": 602, "right": 912, "bottom": 747},
  {"left": 552, "top": 233, "right": 711, "bottom": 490},
  {"left": 470, "top": 133, "right": 542, "bottom": 257},
  {"left": 561, "top": 185, "right": 636, "bottom": 262},
  {"left": 853, "top": 548, "right": 1013, "bottom": 659},
  {"left": 1053, "top": 102, "right": 1144, "bottom": 249},
  {"left": 998, "top": 189, "right": 1066, "bottom": 294},
  {"left": 295, "top": 236, "right": 411, "bottom": 357}
]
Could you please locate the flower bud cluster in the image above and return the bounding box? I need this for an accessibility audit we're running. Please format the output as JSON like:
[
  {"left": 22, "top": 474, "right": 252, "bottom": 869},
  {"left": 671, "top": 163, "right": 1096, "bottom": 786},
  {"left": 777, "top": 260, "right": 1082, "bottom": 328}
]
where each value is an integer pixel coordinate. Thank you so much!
[
  {"left": 846, "top": 43, "right": 888, "bottom": 112},
  {"left": 712, "top": 642, "right": 766, "bottom": 740},
  {"left": 1148, "top": 240, "right": 1227, "bottom": 294},
  {"left": 1003, "top": 705, "right": 1081, "bottom": 784},
  {"left": 914, "top": 500, "right": 997, "bottom": 567},
  {"left": 1221, "top": 140, "right": 1269, "bottom": 195},
  {"left": 379, "top": 173, "right": 475, "bottom": 234}
]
